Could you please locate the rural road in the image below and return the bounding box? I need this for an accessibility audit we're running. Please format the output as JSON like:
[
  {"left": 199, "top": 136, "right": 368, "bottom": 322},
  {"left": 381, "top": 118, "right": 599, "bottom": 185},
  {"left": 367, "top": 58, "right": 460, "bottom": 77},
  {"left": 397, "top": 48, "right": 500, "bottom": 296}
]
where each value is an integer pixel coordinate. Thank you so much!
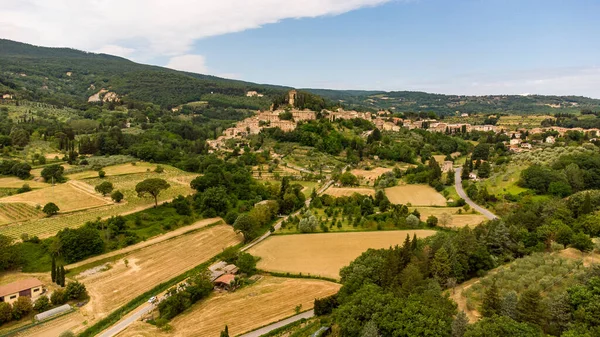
[
  {"left": 454, "top": 167, "right": 498, "bottom": 220},
  {"left": 97, "top": 304, "right": 154, "bottom": 337},
  {"left": 237, "top": 310, "right": 315, "bottom": 337}
]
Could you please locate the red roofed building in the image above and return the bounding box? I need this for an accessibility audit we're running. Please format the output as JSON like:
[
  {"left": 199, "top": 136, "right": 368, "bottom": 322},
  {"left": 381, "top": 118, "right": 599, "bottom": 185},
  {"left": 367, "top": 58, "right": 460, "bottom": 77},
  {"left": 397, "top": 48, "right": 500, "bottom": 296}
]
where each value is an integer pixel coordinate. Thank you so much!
[
  {"left": 214, "top": 274, "right": 236, "bottom": 290},
  {"left": 0, "top": 278, "right": 44, "bottom": 304}
]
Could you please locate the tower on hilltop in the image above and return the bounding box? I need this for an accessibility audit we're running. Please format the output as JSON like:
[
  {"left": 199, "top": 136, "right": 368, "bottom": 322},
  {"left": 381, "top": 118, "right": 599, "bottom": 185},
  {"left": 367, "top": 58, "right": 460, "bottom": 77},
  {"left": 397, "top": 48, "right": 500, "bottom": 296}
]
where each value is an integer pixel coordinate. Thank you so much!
[{"left": 288, "top": 90, "right": 297, "bottom": 108}]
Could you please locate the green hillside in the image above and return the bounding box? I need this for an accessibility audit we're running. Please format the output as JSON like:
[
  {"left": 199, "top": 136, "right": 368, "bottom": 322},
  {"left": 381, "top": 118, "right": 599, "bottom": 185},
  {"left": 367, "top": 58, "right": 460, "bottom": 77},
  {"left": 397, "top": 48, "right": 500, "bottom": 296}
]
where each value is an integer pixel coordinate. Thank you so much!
[
  {"left": 303, "top": 89, "right": 600, "bottom": 115},
  {"left": 0, "top": 39, "right": 289, "bottom": 109}
]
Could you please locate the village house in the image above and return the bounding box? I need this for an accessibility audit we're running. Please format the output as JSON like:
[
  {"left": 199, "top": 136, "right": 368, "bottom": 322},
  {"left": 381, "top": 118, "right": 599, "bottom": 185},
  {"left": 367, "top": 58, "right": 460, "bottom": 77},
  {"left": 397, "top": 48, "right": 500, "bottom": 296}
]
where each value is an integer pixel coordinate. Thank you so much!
[
  {"left": 442, "top": 161, "right": 453, "bottom": 173},
  {"left": 546, "top": 136, "right": 556, "bottom": 144},
  {"left": 0, "top": 278, "right": 44, "bottom": 304},
  {"left": 246, "top": 91, "right": 264, "bottom": 97},
  {"left": 2, "top": 94, "right": 13, "bottom": 99},
  {"left": 520, "top": 143, "right": 532, "bottom": 149},
  {"left": 509, "top": 138, "right": 521, "bottom": 146}
]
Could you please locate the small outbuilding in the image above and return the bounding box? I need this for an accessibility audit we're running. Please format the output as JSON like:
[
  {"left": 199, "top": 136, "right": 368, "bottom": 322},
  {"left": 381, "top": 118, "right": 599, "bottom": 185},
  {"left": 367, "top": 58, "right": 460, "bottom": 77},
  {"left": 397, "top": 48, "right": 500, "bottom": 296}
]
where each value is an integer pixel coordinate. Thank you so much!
[
  {"left": 0, "top": 278, "right": 44, "bottom": 304},
  {"left": 214, "top": 274, "right": 236, "bottom": 290}
]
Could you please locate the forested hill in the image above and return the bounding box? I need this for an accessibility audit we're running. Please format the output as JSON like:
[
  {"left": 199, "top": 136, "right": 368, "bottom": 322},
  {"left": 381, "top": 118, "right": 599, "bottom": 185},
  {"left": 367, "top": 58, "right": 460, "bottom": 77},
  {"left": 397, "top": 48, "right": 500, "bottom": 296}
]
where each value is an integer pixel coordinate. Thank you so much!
[
  {"left": 0, "top": 39, "right": 289, "bottom": 109},
  {"left": 303, "top": 89, "right": 600, "bottom": 115}
]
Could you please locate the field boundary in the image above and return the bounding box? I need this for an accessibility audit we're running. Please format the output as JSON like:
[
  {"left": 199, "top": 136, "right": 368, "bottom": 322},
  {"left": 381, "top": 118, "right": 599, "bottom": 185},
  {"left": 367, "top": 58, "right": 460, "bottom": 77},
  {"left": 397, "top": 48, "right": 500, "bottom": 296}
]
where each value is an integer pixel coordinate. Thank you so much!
[{"left": 260, "top": 270, "right": 340, "bottom": 283}]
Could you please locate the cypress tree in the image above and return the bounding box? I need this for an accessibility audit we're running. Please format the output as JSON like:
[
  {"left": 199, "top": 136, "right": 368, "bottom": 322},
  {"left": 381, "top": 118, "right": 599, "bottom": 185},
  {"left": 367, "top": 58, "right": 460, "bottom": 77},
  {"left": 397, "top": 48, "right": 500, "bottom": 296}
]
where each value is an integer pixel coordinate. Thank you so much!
[
  {"left": 220, "top": 325, "right": 229, "bottom": 337},
  {"left": 60, "top": 266, "right": 66, "bottom": 287},
  {"left": 481, "top": 281, "right": 501, "bottom": 317},
  {"left": 51, "top": 256, "right": 56, "bottom": 283}
]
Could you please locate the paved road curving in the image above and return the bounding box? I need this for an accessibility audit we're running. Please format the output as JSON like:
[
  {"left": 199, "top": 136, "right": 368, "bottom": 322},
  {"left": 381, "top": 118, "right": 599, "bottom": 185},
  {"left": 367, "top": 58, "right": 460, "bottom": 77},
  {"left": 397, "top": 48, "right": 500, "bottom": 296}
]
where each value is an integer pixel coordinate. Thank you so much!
[
  {"left": 454, "top": 167, "right": 498, "bottom": 220},
  {"left": 237, "top": 310, "right": 315, "bottom": 337},
  {"left": 97, "top": 304, "right": 154, "bottom": 337}
]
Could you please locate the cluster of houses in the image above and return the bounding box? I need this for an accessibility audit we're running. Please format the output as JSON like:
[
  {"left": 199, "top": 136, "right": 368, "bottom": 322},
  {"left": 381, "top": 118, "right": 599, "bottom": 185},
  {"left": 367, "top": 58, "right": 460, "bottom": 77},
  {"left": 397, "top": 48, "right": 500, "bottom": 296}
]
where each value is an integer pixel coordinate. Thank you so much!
[{"left": 209, "top": 261, "right": 240, "bottom": 291}]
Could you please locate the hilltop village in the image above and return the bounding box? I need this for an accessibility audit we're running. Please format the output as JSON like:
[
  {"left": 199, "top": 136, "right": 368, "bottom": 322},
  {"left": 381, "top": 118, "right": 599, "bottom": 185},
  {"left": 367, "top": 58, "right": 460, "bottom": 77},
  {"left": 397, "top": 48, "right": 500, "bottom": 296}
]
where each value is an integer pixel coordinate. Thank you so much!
[{"left": 208, "top": 90, "right": 600, "bottom": 153}]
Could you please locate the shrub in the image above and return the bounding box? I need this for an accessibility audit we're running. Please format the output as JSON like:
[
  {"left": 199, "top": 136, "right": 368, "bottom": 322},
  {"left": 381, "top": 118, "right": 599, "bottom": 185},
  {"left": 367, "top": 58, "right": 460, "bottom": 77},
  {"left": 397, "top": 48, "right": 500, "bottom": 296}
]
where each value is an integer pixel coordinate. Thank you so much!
[
  {"left": 0, "top": 302, "right": 12, "bottom": 324},
  {"left": 12, "top": 296, "right": 33, "bottom": 320},
  {"left": 33, "top": 295, "right": 50, "bottom": 312},
  {"left": 95, "top": 181, "right": 114, "bottom": 196},
  {"left": 224, "top": 211, "right": 239, "bottom": 225},
  {"left": 65, "top": 281, "right": 88, "bottom": 300},
  {"left": 43, "top": 202, "right": 59, "bottom": 217},
  {"left": 17, "top": 184, "right": 31, "bottom": 194},
  {"left": 154, "top": 165, "right": 164, "bottom": 173},
  {"left": 51, "top": 289, "right": 67, "bottom": 306},
  {"left": 98, "top": 170, "right": 106, "bottom": 178},
  {"left": 111, "top": 190, "right": 124, "bottom": 203}
]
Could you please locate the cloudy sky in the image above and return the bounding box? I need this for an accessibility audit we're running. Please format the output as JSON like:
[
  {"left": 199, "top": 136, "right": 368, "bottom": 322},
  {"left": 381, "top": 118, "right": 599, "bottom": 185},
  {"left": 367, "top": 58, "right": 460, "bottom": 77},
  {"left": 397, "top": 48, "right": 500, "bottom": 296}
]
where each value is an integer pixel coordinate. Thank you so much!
[{"left": 2, "top": 0, "right": 600, "bottom": 97}]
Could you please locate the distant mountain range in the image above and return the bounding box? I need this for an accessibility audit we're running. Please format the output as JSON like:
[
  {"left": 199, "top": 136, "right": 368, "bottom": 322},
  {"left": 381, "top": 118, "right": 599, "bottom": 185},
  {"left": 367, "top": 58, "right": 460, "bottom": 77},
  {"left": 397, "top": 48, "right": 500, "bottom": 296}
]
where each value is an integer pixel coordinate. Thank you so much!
[{"left": 2, "top": 39, "right": 600, "bottom": 115}]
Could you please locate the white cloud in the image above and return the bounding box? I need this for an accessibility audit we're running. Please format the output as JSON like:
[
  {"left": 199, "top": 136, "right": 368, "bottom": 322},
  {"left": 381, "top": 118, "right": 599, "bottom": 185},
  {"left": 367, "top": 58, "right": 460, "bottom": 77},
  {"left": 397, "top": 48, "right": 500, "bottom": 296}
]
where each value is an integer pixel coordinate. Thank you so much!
[
  {"left": 166, "top": 54, "right": 209, "bottom": 74},
  {"left": 0, "top": 0, "right": 393, "bottom": 58},
  {"left": 94, "top": 45, "right": 135, "bottom": 58}
]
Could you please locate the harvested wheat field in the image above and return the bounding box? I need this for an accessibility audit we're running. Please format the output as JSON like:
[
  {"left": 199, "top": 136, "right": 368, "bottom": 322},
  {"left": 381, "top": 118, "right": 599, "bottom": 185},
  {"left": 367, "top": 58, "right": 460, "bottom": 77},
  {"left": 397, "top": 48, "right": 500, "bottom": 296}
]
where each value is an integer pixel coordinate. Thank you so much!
[
  {"left": 78, "top": 225, "right": 242, "bottom": 319},
  {"left": 385, "top": 184, "right": 447, "bottom": 206},
  {"left": 416, "top": 207, "right": 487, "bottom": 228},
  {"left": 0, "top": 177, "right": 49, "bottom": 189},
  {"left": 249, "top": 230, "right": 437, "bottom": 279},
  {"left": 66, "top": 163, "right": 155, "bottom": 180},
  {"left": 323, "top": 186, "right": 375, "bottom": 197},
  {"left": 351, "top": 167, "right": 392, "bottom": 184},
  {"left": 119, "top": 277, "right": 340, "bottom": 337},
  {"left": 0, "top": 181, "right": 109, "bottom": 213}
]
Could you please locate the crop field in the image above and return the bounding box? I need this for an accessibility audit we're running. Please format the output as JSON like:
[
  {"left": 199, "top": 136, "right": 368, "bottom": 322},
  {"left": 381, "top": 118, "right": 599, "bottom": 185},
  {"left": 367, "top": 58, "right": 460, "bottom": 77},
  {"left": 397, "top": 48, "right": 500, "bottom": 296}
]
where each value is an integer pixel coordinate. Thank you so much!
[
  {"left": 78, "top": 224, "right": 242, "bottom": 318},
  {"left": 0, "top": 177, "right": 49, "bottom": 189},
  {"left": 351, "top": 167, "right": 392, "bottom": 185},
  {"left": 119, "top": 276, "right": 341, "bottom": 337},
  {"left": 0, "top": 202, "right": 43, "bottom": 225},
  {"left": 0, "top": 164, "right": 197, "bottom": 239},
  {"left": 0, "top": 181, "right": 109, "bottom": 212},
  {"left": 251, "top": 164, "right": 301, "bottom": 180},
  {"left": 385, "top": 184, "right": 447, "bottom": 206},
  {"left": 416, "top": 207, "right": 487, "bottom": 228},
  {"left": 249, "top": 230, "right": 437, "bottom": 279},
  {"left": 323, "top": 186, "right": 375, "bottom": 197},
  {"left": 65, "top": 162, "right": 156, "bottom": 179}
]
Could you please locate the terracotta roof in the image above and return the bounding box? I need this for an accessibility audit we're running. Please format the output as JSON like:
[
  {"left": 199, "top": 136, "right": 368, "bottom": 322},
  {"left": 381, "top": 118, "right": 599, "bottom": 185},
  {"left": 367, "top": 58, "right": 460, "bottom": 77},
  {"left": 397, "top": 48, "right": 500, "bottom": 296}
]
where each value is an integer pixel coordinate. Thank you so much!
[
  {"left": 0, "top": 278, "right": 43, "bottom": 297},
  {"left": 214, "top": 274, "right": 236, "bottom": 285}
]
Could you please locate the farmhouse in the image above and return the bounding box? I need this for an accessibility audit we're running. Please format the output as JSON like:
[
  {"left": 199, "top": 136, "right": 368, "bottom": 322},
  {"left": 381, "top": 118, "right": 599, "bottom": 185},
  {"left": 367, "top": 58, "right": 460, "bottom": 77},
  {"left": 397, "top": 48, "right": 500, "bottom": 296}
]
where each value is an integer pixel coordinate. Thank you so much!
[
  {"left": 442, "top": 161, "right": 453, "bottom": 173},
  {"left": 214, "top": 274, "right": 236, "bottom": 291},
  {"left": 0, "top": 278, "right": 44, "bottom": 304}
]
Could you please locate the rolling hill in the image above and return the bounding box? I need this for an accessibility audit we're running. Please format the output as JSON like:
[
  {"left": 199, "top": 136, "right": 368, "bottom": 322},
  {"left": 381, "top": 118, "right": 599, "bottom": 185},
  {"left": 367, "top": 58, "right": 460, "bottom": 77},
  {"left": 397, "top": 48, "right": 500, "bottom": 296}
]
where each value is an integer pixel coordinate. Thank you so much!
[
  {"left": 0, "top": 39, "right": 289, "bottom": 109},
  {"left": 2, "top": 39, "right": 600, "bottom": 115}
]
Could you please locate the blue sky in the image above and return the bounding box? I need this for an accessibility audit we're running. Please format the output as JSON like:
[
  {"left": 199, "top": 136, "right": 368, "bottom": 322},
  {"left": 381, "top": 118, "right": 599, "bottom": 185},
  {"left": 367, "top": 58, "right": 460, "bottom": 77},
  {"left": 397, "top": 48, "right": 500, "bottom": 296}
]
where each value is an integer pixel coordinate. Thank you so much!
[
  {"left": 184, "top": 0, "right": 600, "bottom": 96},
  {"left": 3, "top": 0, "right": 600, "bottom": 97}
]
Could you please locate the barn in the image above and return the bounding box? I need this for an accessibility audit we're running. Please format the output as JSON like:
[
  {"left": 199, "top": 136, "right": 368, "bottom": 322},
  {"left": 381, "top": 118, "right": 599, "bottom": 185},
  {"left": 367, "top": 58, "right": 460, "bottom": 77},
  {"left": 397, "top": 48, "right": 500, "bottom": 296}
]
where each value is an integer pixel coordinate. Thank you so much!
[{"left": 0, "top": 278, "right": 44, "bottom": 304}]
